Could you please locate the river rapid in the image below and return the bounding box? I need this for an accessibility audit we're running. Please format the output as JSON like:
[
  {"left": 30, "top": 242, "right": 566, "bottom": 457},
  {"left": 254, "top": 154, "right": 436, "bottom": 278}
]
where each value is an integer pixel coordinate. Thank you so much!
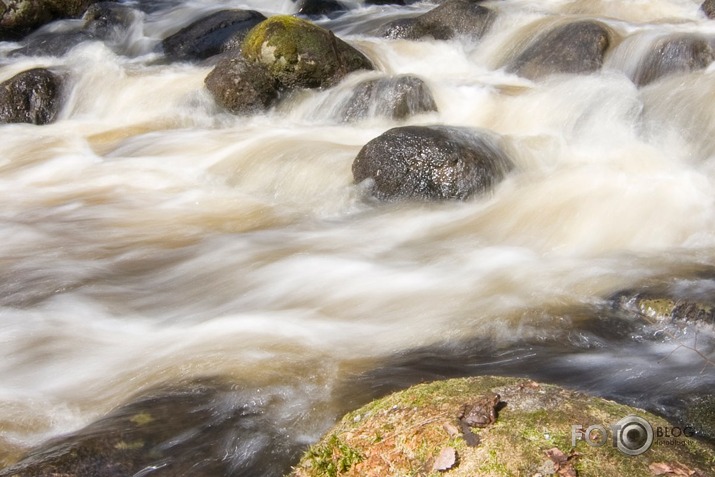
[{"left": 0, "top": 0, "right": 714, "bottom": 475}]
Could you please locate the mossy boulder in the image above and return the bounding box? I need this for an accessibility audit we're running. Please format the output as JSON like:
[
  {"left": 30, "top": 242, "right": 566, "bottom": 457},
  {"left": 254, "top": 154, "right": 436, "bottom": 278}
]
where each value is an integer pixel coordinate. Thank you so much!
[
  {"left": 352, "top": 125, "right": 513, "bottom": 201},
  {"left": 241, "top": 15, "right": 373, "bottom": 90},
  {"left": 339, "top": 75, "right": 437, "bottom": 122},
  {"left": 290, "top": 376, "right": 715, "bottom": 477},
  {"left": 0, "top": 68, "right": 62, "bottom": 125},
  {"left": 382, "top": 0, "right": 495, "bottom": 40},
  {"left": 507, "top": 20, "right": 613, "bottom": 80},
  {"left": 632, "top": 34, "right": 714, "bottom": 87},
  {"left": 162, "top": 9, "right": 266, "bottom": 62},
  {"left": 204, "top": 57, "right": 279, "bottom": 114},
  {"left": 0, "top": 0, "right": 100, "bottom": 41}
]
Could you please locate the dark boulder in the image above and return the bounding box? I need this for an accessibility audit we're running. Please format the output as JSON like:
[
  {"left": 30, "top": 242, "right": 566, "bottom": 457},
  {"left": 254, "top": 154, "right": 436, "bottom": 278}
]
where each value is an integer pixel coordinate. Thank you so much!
[
  {"left": 352, "top": 125, "right": 513, "bottom": 201},
  {"left": 205, "top": 57, "right": 279, "bottom": 114},
  {"left": 0, "top": 68, "right": 62, "bottom": 125},
  {"left": 0, "top": 0, "right": 100, "bottom": 41},
  {"left": 366, "top": 0, "right": 407, "bottom": 4},
  {"left": 702, "top": 0, "right": 715, "bottom": 18},
  {"left": 382, "top": 0, "right": 495, "bottom": 40},
  {"left": 295, "top": 0, "right": 346, "bottom": 17},
  {"left": 339, "top": 75, "right": 437, "bottom": 121},
  {"left": 241, "top": 15, "right": 373, "bottom": 90},
  {"left": 0, "top": 378, "right": 302, "bottom": 477},
  {"left": 507, "top": 20, "right": 613, "bottom": 80},
  {"left": 632, "top": 34, "right": 714, "bottom": 87},
  {"left": 82, "top": 2, "right": 138, "bottom": 40},
  {"left": 162, "top": 9, "right": 266, "bottom": 62}
]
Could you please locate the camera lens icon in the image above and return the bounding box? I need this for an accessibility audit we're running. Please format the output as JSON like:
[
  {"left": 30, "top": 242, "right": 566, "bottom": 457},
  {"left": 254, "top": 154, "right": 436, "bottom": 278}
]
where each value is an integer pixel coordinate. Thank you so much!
[{"left": 615, "top": 415, "right": 653, "bottom": 456}]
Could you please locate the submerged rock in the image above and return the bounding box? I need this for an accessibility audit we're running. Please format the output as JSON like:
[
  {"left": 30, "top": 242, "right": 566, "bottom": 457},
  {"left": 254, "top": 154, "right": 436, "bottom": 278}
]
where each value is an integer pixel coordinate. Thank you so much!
[
  {"left": 0, "top": 0, "right": 99, "bottom": 40},
  {"left": 382, "top": 0, "right": 495, "bottom": 40},
  {"left": 204, "top": 57, "right": 279, "bottom": 114},
  {"left": 0, "top": 378, "right": 301, "bottom": 477},
  {"left": 290, "top": 376, "right": 715, "bottom": 477},
  {"left": 241, "top": 15, "right": 373, "bottom": 90},
  {"left": 82, "top": 2, "right": 138, "bottom": 40},
  {"left": 339, "top": 75, "right": 437, "bottom": 121},
  {"left": 633, "top": 34, "right": 714, "bottom": 87},
  {"left": 10, "top": 30, "right": 94, "bottom": 57},
  {"left": 352, "top": 126, "right": 512, "bottom": 201},
  {"left": 162, "top": 9, "right": 266, "bottom": 62},
  {"left": 507, "top": 20, "right": 613, "bottom": 80},
  {"left": 0, "top": 68, "right": 62, "bottom": 125},
  {"left": 611, "top": 281, "right": 715, "bottom": 326},
  {"left": 295, "top": 0, "right": 347, "bottom": 17}
]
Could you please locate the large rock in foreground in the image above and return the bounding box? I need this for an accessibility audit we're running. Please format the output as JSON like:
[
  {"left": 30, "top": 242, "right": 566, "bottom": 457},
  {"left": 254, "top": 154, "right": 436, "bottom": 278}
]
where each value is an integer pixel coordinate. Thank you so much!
[
  {"left": 0, "top": 68, "right": 62, "bottom": 125},
  {"left": 0, "top": 0, "right": 99, "bottom": 40},
  {"left": 241, "top": 15, "right": 373, "bottom": 89},
  {"left": 291, "top": 376, "right": 715, "bottom": 477},
  {"left": 352, "top": 126, "right": 512, "bottom": 201},
  {"left": 162, "top": 9, "right": 266, "bottom": 62},
  {"left": 507, "top": 20, "right": 613, "bottom": 80}
]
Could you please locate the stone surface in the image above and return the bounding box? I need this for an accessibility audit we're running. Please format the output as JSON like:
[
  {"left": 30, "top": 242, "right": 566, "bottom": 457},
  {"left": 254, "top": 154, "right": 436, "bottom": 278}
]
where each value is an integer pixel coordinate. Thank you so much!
[
  {"left": 633, "top": 34, "right": 714, "bottom": 87},
  {"left": 204, "top": 57, "right": 279, "bottom": 114},
  {"left": 352, "top": 125, "right": 513, "bottom": 201},
  {"left": 0, "top": 0, "right": 100, "bottom": 40},
  {"left": 339, "top": 75, "right": 437, "bottom": 121},
  {"left": 507, "top": 20, "right": 613, "bottom": 80},
  {"left": 241, "top": 15, "right": 373, "bottom": 89},
  {"left": 0, "top": 68, "right": 62, "bottom": 125},
  {"left": 162, "top": 9, "right": 266, "bottom": 62},
  {"left": 382, "top": 0, "right": 495, "bottom": 40}
]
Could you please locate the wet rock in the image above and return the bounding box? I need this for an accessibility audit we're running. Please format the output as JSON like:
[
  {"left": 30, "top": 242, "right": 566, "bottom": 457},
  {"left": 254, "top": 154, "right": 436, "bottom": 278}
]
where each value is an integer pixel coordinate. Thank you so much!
[
  {"left": 205, "top": 57, "right": 279, "bottom": 114},
  {"left": 162, "top": 9, "right": 266, "bottom": 62},
  {"left": 82, "top": 2, "right": 138, "bottom": 40},
  {"left": 295, "top": 0, "right": 347, "bottom": 17},
  {"left": 633, "top": 34, "right": 714, "bottom": 87},
  {"left": 339, "top": 75, "right": 437, "bottom": 121},
  {"left": 0, "top": 378, "right": 302, "bottom": 477},
  {"left": 611, "top": 283, "right": 715, "bottom": 326},
  {"left": 702, "top": 0, "right": 715, "bottom": 19},
  {"left": 366, "top": 0, "right": 407, "bottom": 5},
  {"left": 241, "top": 15, "right": 373, "bottom": 90},
  {"left": 507, "top": 20, "right": 613, "bottom": 80},
  {"left": 352, "top": 125, "right": 512, "bottom": 201},
  {"left": 290, "top": 376, "right": 715, "bottom": 477},
  {"left": 10, "top": 30, "right": 94, "bottom": 57},
  {"left": 0, "top": 68, "right": 62, "bottom": 125},
  {"left": 0, "top": 0, "right": 100, "bottom": 41},
  {"left": 382, "top": 0, "right": 495, "bottom": 40}
]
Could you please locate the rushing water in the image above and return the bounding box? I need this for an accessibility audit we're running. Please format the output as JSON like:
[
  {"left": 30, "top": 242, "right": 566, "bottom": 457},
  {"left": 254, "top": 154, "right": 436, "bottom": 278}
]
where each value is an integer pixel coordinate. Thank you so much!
[{"left": 1, "top": 0, "right": 715, "bottom": 474}]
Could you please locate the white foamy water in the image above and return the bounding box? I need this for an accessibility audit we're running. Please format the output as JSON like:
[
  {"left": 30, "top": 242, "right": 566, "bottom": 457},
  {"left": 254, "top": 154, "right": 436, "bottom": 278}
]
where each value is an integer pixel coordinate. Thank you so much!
[{"left": 0, "top": 0, "right": 714, "bottom": 473}]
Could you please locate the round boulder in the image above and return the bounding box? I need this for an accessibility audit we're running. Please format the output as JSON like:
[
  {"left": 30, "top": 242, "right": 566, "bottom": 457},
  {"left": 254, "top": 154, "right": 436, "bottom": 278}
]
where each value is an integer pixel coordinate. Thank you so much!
[
  {"left": 382, "top": 0, "right": 495, "bottom": 40},
  {"left": 507, "top": 20, "right": 613, "bottom": 80},
  {"left": 162, "top": 9, "right": 266, "bottom": 62},
  {"left": 0, "top": 68, "right": 62, "bottom": 125},
  {"left": 205, "top": 57, "right": 279, "bottom": 114},
  {"left": 352, "top": 125, "right": 513, "bottom": 201},
  {"left": 82, "top": 2, "right": 139, "bottom": 40},
  {"left": 0, "top": 0, "right": 100, "bottom": 41},
  {"left": 633, "top": 34, "right": 714, "bottom": 87},
  {"left": 702, "top": 0, "right": 715, "bottom": 18},
  {"left": 295, "top": 0, "right": 346, "bottom": 17},
  {"left": 339, "top": 75, "right": 437, "bottom": 121},
  {"left": 242, "top": 15, "right": 374, "bottom": 89}
]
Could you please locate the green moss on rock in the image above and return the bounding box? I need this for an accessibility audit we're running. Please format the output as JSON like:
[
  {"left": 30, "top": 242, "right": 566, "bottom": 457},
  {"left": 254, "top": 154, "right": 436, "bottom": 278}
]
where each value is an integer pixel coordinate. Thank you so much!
[
  {"left": 289, "top": 376, "right": 715, "bottom": 477},
  {"left": 241, "top": 15, "right": 373, "bottom": 89}
]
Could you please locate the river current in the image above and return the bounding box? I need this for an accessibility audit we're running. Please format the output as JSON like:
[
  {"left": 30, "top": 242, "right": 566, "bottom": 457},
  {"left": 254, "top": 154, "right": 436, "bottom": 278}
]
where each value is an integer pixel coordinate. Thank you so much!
[{"left": 0, "top": 0, "right": 714, "bottom": 475}]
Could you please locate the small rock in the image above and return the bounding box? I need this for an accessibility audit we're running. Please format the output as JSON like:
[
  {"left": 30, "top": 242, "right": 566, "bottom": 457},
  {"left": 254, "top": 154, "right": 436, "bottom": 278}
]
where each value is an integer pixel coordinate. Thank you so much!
[
  {"left": 432, "top": 446, "right": 457, "bottom": 471},
  {"left": 82, "top": 2, "right": 139, "bottom": 40},
  {"left": 633, "top": 34, "right": 714, "bottom": 87},
  {"left": 339, "top": 75, "right": 437, "bottom": 121},
  {"left": 382, "top": 0, "right": 495, "bottom": 40},
  {"left": 507, "top": 20, "right": 613, "bottom": 80},
  {"left": 0, "top": 68, "right": 62, "bottom": 125},
  {"left": 295, "top": 0, "right": 347, "bottom": 17},
  {"left": 702, "top": 0, "right": 715, "bottom": 18}
]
